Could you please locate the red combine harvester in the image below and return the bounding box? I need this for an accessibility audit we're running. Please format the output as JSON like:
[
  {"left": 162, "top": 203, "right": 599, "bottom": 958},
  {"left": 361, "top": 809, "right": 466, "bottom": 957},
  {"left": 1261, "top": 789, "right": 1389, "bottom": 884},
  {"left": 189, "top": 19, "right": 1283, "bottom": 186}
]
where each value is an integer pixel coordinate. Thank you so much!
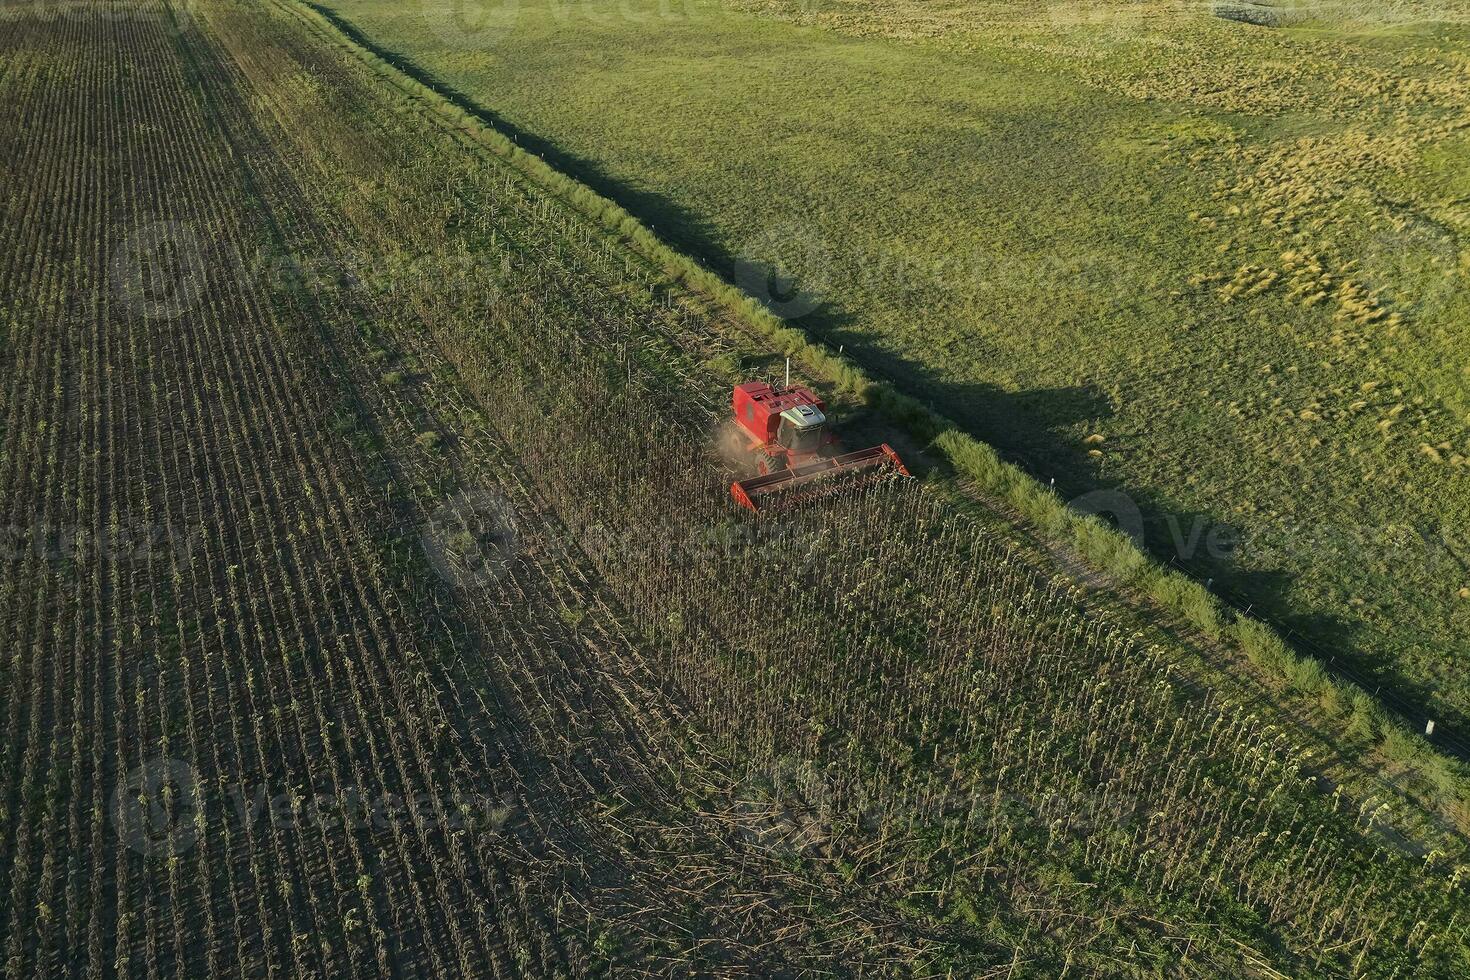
[{"left": 729, "top": 380, "right": 909, "bottom": 511}]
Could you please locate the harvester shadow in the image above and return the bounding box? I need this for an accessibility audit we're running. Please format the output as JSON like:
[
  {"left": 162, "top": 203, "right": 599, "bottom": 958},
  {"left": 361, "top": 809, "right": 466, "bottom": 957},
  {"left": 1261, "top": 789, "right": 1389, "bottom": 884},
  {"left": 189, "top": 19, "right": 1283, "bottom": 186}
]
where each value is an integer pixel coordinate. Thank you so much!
[
  {"left": 819, "top": 330, "right": 1115, "bottom": 471},
  {"left": 789, "top": 320, "right": 1421, "bottom": 720}
]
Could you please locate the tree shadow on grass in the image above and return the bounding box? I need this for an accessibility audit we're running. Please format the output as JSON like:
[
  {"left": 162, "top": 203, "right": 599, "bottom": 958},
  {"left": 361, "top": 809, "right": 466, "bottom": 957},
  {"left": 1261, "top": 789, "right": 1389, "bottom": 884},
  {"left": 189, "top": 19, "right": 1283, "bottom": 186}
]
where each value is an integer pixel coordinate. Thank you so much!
[{"left": 306, "top": 3, "right": 729, "bottom": 258}]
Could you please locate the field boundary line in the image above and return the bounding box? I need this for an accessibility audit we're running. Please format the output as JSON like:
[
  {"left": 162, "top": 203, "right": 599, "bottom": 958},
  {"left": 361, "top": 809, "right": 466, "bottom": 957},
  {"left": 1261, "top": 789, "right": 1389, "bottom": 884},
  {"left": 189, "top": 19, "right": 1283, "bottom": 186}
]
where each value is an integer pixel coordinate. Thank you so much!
[{"left": 268, "top": 0, "right": 1470, "bottom": 829}]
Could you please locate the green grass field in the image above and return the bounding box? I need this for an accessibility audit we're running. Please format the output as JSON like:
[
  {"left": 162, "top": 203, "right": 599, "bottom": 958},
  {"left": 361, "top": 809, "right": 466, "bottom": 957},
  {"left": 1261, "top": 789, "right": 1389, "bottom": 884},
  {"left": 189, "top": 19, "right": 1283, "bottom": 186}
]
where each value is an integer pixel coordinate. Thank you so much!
[{"left": 319, "top": 0, "right": 1470, "bottom": 722}]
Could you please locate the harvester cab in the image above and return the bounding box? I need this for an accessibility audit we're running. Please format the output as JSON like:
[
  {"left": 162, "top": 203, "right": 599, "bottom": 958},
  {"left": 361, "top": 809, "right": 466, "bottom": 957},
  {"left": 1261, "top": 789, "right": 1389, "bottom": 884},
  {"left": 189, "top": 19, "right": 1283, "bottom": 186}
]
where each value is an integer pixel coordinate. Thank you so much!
[
  {"left": 775, "top": 402, "right": 827, "bottom": 457},
  {"left": 729, "top": 380, "right": 909, "bottom": 511},
  {"left": 732, "top": 381, "right": 834, "bottom": 472}
]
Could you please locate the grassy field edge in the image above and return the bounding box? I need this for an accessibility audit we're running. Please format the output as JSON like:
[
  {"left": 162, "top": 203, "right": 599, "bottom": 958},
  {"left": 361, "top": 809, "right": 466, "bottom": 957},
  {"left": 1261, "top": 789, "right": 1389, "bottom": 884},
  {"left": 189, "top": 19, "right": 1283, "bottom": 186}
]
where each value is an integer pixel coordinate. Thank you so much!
[{"left": 280, "top": 0, "right": 1470, "bottom": 823}]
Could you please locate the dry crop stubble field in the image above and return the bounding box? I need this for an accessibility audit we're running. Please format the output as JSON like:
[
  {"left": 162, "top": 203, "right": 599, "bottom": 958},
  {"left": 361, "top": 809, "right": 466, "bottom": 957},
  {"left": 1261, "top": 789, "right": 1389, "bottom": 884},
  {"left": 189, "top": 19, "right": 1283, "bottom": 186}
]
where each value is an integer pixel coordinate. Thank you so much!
[{"left": 0, "top": 0, "right": 1468, "bottom": 975}]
